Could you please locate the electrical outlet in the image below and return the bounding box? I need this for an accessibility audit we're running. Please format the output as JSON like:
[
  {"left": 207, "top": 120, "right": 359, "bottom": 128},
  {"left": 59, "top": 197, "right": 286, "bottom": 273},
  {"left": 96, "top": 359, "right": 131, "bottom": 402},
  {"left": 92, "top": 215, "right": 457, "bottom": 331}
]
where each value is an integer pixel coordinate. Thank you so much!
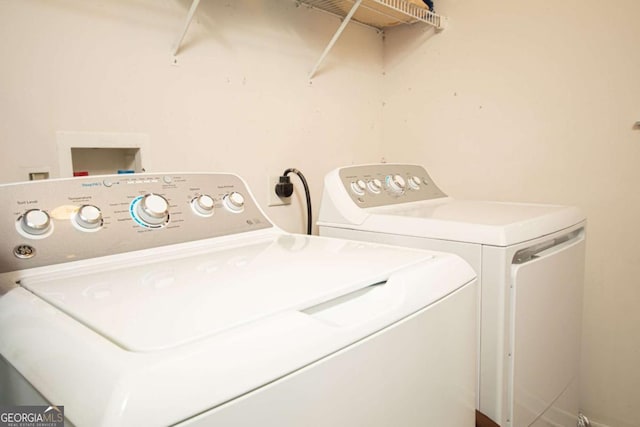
[
  {"left": 21, "top": 166, "right": 51, "bottom": 181},
  {"left": 268, "top": 176, "right": 291, "bottom": 206},
  {"left": 29, "top": 172, "right": 50, "bottom": 180}
]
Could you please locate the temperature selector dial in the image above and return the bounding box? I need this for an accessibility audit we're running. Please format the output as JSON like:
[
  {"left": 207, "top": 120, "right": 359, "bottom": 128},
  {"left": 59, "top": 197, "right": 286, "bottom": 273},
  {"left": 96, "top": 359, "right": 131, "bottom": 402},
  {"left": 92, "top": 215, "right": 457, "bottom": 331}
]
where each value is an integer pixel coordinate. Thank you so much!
[
  {"left": 74, "top": 205, "right": 103, "bottom": 230},
  {"left": 386, "top": 174, "right": 406, "bottom": 195},
  {"left": 135, "top": 193, "right": 170, "bottom": 227},
  {"left": 192, "top": 194, "right": 215, "bottom": 217},
  {"left": 223, "top": 192, "right": 245, "bottom": 213},
  {"left": 19, "top": 209, "right": 52, "bottom": 237}
]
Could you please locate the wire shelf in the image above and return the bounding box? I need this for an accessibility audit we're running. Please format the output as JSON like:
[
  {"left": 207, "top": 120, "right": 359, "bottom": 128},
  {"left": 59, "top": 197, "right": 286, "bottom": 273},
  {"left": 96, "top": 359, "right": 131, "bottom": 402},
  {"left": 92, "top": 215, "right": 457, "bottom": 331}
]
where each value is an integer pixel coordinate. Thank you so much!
[
  {"left": 298, "top": 0, "right": 446, "bottom": 30},
  {"left": 171, "top": 0, "right": 447, "bottom": 79}
]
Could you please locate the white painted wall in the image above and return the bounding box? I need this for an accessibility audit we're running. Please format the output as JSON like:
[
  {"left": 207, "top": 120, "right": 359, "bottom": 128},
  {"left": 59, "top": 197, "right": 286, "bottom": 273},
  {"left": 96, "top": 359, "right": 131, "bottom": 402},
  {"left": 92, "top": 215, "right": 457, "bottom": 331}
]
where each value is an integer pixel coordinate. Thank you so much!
[
  {"left": 382, "top": 1, "right": 640, "bottom": 426},
  {"left": 0, "top": 0, "right": 384, "bottom": 233},
  {"left": 2, "top": 1, "right": 639, "bottom": 426}
]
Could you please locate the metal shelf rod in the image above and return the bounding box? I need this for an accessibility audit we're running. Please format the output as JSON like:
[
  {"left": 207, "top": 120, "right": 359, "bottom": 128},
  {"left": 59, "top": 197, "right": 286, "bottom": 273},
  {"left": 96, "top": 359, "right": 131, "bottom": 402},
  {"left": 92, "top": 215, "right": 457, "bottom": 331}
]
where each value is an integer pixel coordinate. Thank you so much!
[
  {"left": 308, "top": 0, "right": 363, "bottom": 80},
  {"left": 172, "top": 0, "right": 202, "bottom": 57}
]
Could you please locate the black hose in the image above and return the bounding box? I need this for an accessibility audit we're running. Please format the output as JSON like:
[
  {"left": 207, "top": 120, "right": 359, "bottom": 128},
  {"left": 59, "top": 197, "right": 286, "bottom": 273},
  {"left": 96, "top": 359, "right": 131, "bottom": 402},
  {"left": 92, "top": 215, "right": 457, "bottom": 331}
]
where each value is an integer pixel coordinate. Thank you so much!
[{"left": 283, "top": 168, "right": 312, "bottom": 235}]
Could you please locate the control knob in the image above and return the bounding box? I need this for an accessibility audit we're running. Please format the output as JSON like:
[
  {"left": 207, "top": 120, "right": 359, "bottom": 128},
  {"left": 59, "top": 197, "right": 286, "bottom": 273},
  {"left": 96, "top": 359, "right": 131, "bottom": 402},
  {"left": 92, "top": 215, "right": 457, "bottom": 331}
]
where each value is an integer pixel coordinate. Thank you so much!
[
  {"left": 386, "top": 174, "right": 406, "bottom": 195},
  {"left": 136, "top": 194, "right": 170, "bottom": 226},
  {"left": 407, "top": 176, "right": 421, "bottom": 190},
  {"left": 223, "top": 192, "right": 245, "bottom": 213},
  {"left": 350, "top": 180, "right": 366, "bottom": 196},
  {"left": 192, "top": 194, "right": 215, "bottom": 216},
  {"left": 367, "top": 178, "right": 382, "bottom": 194},
  {"left": 74, "top": 205, "right": 103, "bottom": 230},
  {"left": 20, "top": 209, "right": 52, "bottom": 236}
]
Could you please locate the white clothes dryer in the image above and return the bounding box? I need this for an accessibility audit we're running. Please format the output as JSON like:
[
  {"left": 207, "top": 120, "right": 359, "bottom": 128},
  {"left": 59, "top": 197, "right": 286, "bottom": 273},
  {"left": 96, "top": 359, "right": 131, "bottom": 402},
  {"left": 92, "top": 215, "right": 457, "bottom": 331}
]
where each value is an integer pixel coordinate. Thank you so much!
[
  {"left": 0, "top": 172, "right": 477, "bottom": 427},
  {"left": 318, "top": 163, "right": 586, "bottom": 427}
]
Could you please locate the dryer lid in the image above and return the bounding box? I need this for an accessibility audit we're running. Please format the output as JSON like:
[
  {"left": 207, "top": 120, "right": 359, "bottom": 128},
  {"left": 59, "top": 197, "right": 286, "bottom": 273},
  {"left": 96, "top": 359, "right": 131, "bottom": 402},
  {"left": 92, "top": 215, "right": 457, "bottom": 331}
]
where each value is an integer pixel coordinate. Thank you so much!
[
  {"left": 19, "top": 233, "right": 462, "bottom": 352},
  {"left": 364, "top": 199, "right": 585, "bottom": 246}
]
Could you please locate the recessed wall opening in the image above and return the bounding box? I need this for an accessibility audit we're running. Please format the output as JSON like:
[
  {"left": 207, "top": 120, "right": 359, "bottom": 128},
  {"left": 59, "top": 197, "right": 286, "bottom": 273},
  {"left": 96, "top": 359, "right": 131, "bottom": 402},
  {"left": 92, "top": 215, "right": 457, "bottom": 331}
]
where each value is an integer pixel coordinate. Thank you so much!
[
  {"left": 71, "top": 147, "right": 142, "bottom": 176},
  {"left": 57, "top": 132, "right": 149, "bottom": 178}
]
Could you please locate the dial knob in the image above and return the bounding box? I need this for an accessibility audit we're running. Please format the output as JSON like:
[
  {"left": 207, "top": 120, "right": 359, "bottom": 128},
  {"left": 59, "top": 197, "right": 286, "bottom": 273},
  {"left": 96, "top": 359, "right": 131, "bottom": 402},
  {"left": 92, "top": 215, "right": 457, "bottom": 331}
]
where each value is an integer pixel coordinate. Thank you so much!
[
  {"left": 192, "top": 194, "right": 215, "bottom": 216},
  {"left": 20, "top": 209, "right": 52, "bottom": 236},
  {"left": 223, "top": 192, "right": 245, "bottom": 212},
  {"left": 350, "top": 180, "right": 366, "bottom": 196},
  {"left": 408, "top": 176, "right": 421, "bottom": 190},
  {"left": 75, "top": 205, "right": 103, "bottom": 230},
  {"left": 137, "top": 194, "right": 169, "bottom": 226},
  {"left": 367, "top": 178, "right": 382, "bottom": 194},
  {"left": 386, "top": 174, "right": 406, "bottom": 194}
]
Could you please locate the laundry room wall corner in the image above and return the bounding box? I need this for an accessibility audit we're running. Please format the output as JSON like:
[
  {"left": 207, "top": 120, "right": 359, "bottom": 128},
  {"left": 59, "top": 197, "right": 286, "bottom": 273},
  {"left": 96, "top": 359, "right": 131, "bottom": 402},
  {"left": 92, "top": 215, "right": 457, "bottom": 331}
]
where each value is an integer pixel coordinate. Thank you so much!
[{"left": 381, "top": 1, "right": 640, "bottom": 426}]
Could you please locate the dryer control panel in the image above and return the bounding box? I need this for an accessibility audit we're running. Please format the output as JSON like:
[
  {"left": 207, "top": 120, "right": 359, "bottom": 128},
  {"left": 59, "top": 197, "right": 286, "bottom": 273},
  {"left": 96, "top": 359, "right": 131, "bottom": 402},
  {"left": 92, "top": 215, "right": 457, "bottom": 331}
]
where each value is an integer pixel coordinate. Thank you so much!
[
  {"left": 0, "top": 173, "right": 272, "bottom": 273},
  {"left": 336, "top": 164, "right": 447, "bottom": 208}
]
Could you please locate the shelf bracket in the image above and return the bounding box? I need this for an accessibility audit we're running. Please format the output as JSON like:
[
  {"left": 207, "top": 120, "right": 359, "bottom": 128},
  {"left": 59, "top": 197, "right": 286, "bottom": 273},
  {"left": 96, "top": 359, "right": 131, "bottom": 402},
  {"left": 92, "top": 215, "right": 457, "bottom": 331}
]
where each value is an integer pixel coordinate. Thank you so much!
[
  {"left": 308, "top": 0, "right": 363, "bottom": 80},
  {"left": 172, "top": 0, "right": 202, "bottom": 57}
]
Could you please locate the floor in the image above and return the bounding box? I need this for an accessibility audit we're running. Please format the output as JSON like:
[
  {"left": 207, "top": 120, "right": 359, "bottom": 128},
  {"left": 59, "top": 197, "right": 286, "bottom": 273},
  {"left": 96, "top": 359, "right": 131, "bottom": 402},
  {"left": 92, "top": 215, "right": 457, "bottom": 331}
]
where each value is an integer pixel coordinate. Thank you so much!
[{"left": 476, "top": 410, "right": 500, "bottom": 427}]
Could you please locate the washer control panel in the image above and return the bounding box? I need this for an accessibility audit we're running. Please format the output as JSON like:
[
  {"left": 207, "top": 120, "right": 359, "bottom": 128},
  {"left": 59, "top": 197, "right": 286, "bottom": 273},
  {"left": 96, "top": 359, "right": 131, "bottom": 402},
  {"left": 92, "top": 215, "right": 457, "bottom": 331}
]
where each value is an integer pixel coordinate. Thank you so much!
[
  {"left": 0, "top": 173, "right": 272, "bottom": 273},
  {"left": 337, "top": 164, "right": 447, "bottom": 208}
]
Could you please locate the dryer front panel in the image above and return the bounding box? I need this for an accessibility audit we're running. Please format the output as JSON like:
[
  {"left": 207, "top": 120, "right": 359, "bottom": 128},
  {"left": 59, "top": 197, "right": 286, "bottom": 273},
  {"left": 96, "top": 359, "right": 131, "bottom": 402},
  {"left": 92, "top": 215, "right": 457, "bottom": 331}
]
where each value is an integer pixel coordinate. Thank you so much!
[{"left": 509, "top": 230, "right": 585, "bottom": 426}]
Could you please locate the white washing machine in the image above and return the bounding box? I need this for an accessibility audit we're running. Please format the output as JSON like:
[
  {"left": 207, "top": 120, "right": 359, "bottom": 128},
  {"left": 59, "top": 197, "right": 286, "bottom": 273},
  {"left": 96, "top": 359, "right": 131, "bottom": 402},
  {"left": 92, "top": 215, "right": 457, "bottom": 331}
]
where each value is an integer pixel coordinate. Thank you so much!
[
  {"left": 318, "top": 163, "right": 586, "bottom": 427},
  {"left": 0, "top": 172, "right": 477, "bottom": 427}
]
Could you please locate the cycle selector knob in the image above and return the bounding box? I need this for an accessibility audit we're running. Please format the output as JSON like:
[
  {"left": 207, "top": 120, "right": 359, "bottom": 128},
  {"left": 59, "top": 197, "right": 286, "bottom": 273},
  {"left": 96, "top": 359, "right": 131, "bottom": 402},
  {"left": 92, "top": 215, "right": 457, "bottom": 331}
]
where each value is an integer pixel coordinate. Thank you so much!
[
  {"left": 192, "top": 194, "right": 215, "bottom": 216},
  {"left": 75, "top": 205, "right": 103, "bottom": 230},
  {"left": 223, "top": 192, "right": 245, "bottom": 213},
  {"left": 386, "top": 174, "right": 406, "bottom": 194},
  {"left": 20, "top": 209, "right": 52, "bottom": 236},
  {"left": 136, "top": 193, "right": 170, "bottom": 226}
]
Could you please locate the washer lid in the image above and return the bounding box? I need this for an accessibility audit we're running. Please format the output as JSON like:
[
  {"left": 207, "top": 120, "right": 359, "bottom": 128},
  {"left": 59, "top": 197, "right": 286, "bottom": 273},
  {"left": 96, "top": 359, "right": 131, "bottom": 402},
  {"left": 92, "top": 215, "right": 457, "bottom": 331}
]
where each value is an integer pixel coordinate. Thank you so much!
[
  {"left": 19, "top": 233, "right": 459, "bottom": 352},
  {"left": 3, "top": 232, "right": 475, "bottom": 427},
  {"left": 363, "top": 199, "right": 585, "bottom": 246}
]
